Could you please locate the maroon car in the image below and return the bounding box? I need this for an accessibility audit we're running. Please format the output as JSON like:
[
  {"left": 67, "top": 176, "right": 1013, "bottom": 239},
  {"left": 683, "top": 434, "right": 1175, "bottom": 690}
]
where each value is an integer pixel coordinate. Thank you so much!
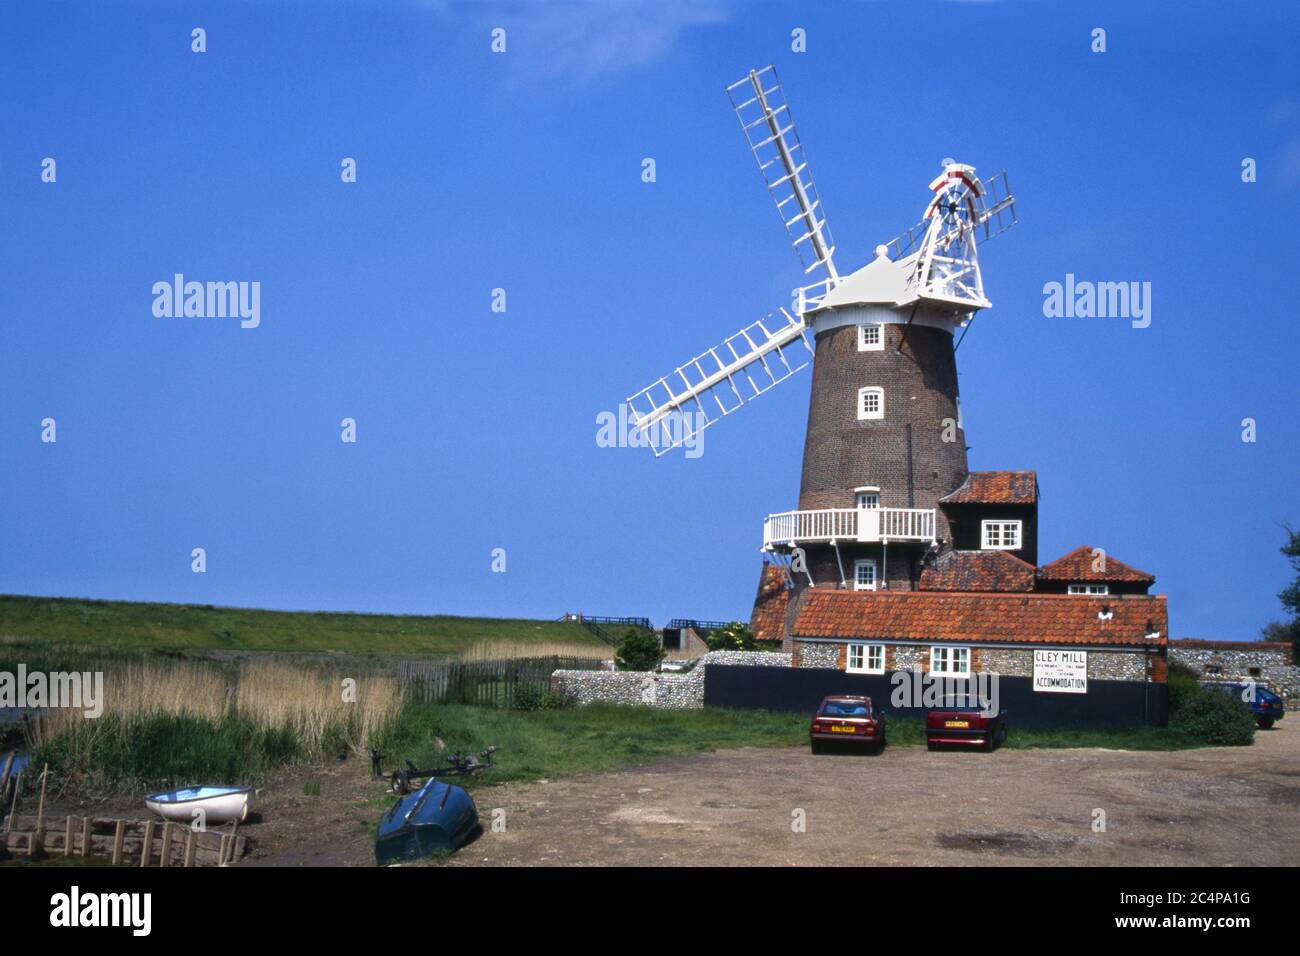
[
  {"left": 925, "top": 703, "right": 1007, "bottom": 752},
  {"left": 809, "top": 695, "right": 885, "bottom": 754}
]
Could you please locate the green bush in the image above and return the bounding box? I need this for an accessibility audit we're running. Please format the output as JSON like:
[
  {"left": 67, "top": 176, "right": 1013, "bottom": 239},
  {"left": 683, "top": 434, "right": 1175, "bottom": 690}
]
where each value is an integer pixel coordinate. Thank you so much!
[
  {"left": 511, "top": 684, "right": 544, "bottom": 711},
  {"left": 705, "top": 621, "right": 757, "bottom": 652},
  {"left": 1166, "top": 659, "right": 1202, "bottom": 718},
  {"left": 616, "top": 628, "right": 664, "bottom": 671},
  {"left": 1170, "top": 684, "right": 1256, "bottom": 746},
  {"left": 511, "top": 685, "right": 574, "bottom": 711}
]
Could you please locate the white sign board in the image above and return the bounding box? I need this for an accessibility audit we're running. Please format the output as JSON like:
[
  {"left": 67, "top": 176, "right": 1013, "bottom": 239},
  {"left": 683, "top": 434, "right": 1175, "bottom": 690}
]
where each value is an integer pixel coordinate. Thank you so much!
[{"left": 1033, "top": 650, "right": 1088, "bottom": 693}]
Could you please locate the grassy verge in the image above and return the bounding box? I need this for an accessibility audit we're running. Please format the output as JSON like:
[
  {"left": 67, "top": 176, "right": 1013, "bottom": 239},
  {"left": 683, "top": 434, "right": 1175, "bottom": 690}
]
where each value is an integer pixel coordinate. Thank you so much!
[
  {"left": 0, "top": 594, "right": 602, "bottom": 656},
  {"left": 877, "top": 715, "right": 1218, "bottom": 751},
  {"left": 372, "top": 702, "right": 809, "bottom": 789}
]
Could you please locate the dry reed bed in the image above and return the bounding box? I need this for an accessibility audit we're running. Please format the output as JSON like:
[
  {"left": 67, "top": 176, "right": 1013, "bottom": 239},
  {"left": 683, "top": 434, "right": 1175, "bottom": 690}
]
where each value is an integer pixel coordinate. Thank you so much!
[{"left": 28, "top": 657, "right": 401, "bottom": 758}]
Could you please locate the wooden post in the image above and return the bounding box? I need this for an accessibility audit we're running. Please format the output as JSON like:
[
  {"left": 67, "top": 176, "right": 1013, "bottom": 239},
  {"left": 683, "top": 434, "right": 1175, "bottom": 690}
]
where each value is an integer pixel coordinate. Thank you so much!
[
  {"left": 64, "top": 815, "right": 75, "bottom": 856},
  {"left": 6, "top": 778, "right": 19, "bottom": 832},
  {"left": 0, "top": 752, "right": 14, "bottom": 811},
  {"left": 159, "top": 822, "right": 172, "bottom": 867},
  {"left": 218, "top": 833, "right": 230, "bottom": 866},
  {"left": 111, "top": 820, "right": 126, "bottom": 865},
  {"left": 184, "top": 829, "right": 197, "bottom": 868},
  {"left": 34, "top": 763, "right": 48, "bottom": 853},
  {"left": 81, "top": 816, "right": 92, "bottom": 857},
  {"left": 140, "top": 820, "right": 155, "bottom": 867}
]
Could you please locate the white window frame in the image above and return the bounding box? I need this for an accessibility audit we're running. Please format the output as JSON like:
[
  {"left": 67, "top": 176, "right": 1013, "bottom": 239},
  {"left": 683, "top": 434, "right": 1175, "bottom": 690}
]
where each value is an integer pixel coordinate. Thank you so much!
[
  {"left": 857, "top": 323, "right": 884, "bottom": 352},
  {"left": 858, "top": 386, "right": 884, "bottom": 420},
  {"left": 855, "top": 491, "right": 879, "bottom": 510},
  {"left": 1068, "top": 583, "right": 1109, "bottom": 595},
  {"left": 847, "top": 642, "right": 886, "bottom": 675},
  {"left": 852, "top": 558, "right": 877, "bottom": 591},
  {"left": 981, "top": 519, "right": 1022, "bottom": 550},
  {"left": 930, "top": 646, "right": 971, "bottom": 677}
]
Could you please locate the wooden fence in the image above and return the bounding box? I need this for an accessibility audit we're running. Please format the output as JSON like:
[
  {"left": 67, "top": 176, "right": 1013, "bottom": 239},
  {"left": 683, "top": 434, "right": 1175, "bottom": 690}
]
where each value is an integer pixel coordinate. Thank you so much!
[
  {"left": 2, "top": 814, "right": 248, "bottom": 867},
  {"left": 396, "top": 655, "right": 607, "bottom": 708}
]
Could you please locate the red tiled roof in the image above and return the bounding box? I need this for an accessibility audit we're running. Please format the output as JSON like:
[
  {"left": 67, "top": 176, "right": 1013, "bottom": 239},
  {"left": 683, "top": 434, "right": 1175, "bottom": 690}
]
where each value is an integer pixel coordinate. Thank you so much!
[
  {"left": 1038, "top": 545, "right": 1154, "bottom": 583},
  {"left": 750, "top": 563, "right": 790, "bottom": 642},
  {"left": 939, "top": 471, "right": 1038, "bottom": 505},
  {"left": 918, "top": 549, "right": 1036, "bottom": 593},
  {"left": 793, "top": 590, "right": 1167, "bottom": 647}
]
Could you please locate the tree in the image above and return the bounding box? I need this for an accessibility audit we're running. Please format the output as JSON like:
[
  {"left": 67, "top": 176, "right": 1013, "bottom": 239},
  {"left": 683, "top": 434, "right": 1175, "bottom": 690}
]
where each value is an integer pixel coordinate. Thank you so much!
[
  {"left": 1263, "top": 524, "right": 1300, "bottom": 658},
  {"left": 705, "top": 621, "right": 757, "bottom": 652},
  {"left": 615, "top": 628, "right": 664, "bottom": 672}
]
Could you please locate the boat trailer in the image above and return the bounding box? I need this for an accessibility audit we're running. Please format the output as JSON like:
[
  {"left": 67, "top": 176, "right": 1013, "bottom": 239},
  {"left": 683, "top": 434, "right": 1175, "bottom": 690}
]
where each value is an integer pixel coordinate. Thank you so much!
[{"left": 371, "top": 746, "right": 499, "bottom": 795}]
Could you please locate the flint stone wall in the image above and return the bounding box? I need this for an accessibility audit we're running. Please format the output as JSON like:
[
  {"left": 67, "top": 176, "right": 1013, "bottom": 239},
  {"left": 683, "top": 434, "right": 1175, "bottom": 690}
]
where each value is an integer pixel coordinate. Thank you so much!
[
  {"left": 551, "top": 650, "right": 792, "bottom": 710},
  {"left": 1169, "top": 645, "right": 1300, "bottom": 699}
]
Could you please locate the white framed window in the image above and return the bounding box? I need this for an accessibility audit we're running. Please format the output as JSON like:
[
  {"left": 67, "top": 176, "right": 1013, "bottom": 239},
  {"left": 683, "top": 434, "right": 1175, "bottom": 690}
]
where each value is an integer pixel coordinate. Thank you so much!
[
  {"left": 858, "top": 386, "right": 884, "bottom": 420},
  {"left": 847, "top": 642, "right": 886, "bottom": 674},
  {"left": 853, "top": 558, "right": 877, "bottom": 591},
  {"left": 1068, "top": 583, "right": 1109, "bottom": 595},
  {"left": 930, "top": 646, "right": 971, "bottom": 677},
  {"left": 855, "top": 491, "right": 879, "bottom": 510},
  {"left": 857, "top": 323, "right": 884, "bottom": 352},
  {"left": 981, "top": 519, "right": 1022, "bottom": 550}
]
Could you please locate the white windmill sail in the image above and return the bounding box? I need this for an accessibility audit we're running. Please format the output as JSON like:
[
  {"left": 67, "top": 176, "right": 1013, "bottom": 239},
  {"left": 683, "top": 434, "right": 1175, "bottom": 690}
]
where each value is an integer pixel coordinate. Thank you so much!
[
  {"left": 726, "top": 65, "right": 840, "bottom": 306},
  {"left": 625, "top": 309, "right": 813, "bottom": 456}
]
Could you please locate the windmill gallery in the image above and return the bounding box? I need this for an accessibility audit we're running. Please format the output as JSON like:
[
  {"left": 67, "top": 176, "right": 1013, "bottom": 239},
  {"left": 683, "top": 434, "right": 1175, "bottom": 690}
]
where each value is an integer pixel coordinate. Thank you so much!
[{"left": 620, "top": 66, "right": 1170, "bottom": 727}]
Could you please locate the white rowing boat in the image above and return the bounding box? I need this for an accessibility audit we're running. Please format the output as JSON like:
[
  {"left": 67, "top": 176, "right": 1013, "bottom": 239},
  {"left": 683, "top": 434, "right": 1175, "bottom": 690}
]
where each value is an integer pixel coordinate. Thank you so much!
[{"left": 145, "top": 785, "right": 253, "bottom": 825}]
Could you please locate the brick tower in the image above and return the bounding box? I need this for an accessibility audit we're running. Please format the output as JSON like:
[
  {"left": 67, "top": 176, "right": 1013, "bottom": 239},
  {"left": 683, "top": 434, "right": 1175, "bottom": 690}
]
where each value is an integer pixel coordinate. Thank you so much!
[{"left": 782, "top": 256, "right": 972, "bottom": 593}]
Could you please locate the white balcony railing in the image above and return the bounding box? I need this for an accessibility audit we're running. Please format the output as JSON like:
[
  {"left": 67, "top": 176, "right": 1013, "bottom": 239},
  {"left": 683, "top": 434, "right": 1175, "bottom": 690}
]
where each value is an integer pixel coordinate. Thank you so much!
[{"left": 762, "top": 507, "right": 935, "bottom": 549}]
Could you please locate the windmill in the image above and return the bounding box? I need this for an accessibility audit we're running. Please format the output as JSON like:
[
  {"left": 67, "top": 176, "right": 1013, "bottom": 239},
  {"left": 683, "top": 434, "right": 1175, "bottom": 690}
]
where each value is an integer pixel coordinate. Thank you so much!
[
  {"left": 621, "top": 65, "right": 1020, "bottom": 598},
  {"left": 625, "top": 65, "right": 1016, "bottom": 455}
]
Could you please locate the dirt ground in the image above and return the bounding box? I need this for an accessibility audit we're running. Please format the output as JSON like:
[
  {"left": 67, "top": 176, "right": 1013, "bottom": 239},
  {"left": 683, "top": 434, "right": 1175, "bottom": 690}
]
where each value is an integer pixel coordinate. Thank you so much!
[
  {"left": 37, "top": 722, "right": 1290, "bottom": 867},
  {"left": 443, "top": 721, "right": 1300, "bottom": 867},
  {"left": 232, "top": 718, "right": 1300, "bottom": 867}
]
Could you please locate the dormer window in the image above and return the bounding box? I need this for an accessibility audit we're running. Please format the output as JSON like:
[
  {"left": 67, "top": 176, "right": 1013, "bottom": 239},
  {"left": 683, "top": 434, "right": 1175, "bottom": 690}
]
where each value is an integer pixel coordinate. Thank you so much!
[
  {"left": 981, "top": 519, "right": 1022, "bottom": 550},
  {"left": 1068, "top": 583, "right": 1109, "bottom": 595},
  {"left": 858, "top": 387, "right": 884, "bottom": 420},
  {"left": 857, "top": 323, "right": 884, "bottom": 352}
]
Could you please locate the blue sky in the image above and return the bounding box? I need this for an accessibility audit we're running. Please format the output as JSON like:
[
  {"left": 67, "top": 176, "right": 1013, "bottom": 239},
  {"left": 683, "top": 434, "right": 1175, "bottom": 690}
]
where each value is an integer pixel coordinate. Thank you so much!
[{"left": 1, "top": 1, "right": 1297, "bottom": 640}]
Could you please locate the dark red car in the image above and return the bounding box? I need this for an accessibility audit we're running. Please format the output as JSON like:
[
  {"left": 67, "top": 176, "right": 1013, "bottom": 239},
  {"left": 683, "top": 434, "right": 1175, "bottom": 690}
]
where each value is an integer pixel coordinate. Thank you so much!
[
  {"left": 925, "top": 703, "right": 1007, "bottom": 752},
  {"left": 809, "top": 695, "right": 885, "bottom": 754}
]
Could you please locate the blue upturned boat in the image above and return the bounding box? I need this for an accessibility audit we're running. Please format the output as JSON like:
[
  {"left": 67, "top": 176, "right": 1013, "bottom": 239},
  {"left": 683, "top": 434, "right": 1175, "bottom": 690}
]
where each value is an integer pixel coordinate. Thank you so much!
[{"left": 374, "top": 776, "right": 480, "bottom": 866}]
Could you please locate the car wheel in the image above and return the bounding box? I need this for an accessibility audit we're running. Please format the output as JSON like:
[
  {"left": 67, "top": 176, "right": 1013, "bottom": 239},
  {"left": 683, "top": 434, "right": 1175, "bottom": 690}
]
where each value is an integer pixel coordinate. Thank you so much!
[
  {"left": 926, "top": 740, "right": 937, "bottom": 752},
  {"left": 1258, "top": 718, "right": 1275, "bottom": 730},
  {"left": 984, "top": 734, "right": 997, "bottom": 753},
  {"left": 810, "top": 740, "right": 824, "bottom": 755}
]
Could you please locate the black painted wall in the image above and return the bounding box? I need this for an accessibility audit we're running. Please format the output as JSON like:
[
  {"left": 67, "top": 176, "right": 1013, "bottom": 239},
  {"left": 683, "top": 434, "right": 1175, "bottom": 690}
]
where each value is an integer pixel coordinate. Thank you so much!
[{"left": 704, "top": 665, "right": 1168, "bottom": 729}]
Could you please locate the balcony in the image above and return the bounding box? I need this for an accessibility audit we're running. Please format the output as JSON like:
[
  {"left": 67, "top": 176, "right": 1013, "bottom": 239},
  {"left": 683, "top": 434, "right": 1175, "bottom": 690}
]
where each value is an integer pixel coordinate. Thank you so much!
[{"left": 762, "top": 507, "right": 936, "bottom": 549}]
